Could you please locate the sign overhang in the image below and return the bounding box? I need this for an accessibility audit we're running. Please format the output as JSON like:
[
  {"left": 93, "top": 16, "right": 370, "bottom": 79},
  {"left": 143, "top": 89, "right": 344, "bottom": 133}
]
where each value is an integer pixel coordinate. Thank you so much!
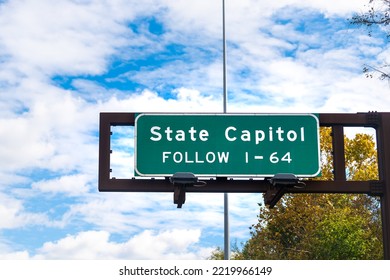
[{"left": 135, "top": 113, "right": 320, "bottom": 177}]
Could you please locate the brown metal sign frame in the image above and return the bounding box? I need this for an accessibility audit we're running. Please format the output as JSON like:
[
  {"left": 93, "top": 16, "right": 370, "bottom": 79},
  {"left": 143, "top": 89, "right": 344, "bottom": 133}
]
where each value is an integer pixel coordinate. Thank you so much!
[{"left": 99, "top": 112, "right": 390, "bottom": 259}]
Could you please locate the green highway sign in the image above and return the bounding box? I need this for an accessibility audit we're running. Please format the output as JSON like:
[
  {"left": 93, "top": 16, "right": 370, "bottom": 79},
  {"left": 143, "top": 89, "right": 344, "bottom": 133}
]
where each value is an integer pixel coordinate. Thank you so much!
[{"left": 135, "top": 114, "right": 320, "bottom": 177}]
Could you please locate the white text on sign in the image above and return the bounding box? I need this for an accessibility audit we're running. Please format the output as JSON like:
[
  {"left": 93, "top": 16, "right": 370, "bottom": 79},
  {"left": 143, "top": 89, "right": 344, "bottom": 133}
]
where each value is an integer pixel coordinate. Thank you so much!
[{"left": 150, "top": 126, "right": 305, "bottom": 145}]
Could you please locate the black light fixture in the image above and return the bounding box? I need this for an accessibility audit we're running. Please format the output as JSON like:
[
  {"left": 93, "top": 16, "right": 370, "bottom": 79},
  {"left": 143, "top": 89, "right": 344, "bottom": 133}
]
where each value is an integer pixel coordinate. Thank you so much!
[
  {"left": 170, "top": 172, "right": 198, "bottom": 185},
  {"left": 268, "top": 173, "right": 299, "bottom": 187},
  {"left": 170, "top": 172, "right": 199, "bottom": 208},
  {"left": 265, "top": 173, "right": 305, "bottom": 208}
]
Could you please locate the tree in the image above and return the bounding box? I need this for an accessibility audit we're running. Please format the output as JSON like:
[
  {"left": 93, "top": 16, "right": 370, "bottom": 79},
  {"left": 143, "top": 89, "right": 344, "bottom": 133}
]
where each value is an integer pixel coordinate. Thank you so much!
[
  {"left": 207, "top": 243, "right": 243, "bottom": 260},
  {"left": 350, "top": 0, "right": 390, "bottom": 38},
  {"left": 208, "top": 247, "right": 225, "bottom": 260},
  {"left": 235, "top": 128, "right": 383, "bottom": 260},
  {"left": 350, "top": 0, "right": 390, "bottom": 80}
]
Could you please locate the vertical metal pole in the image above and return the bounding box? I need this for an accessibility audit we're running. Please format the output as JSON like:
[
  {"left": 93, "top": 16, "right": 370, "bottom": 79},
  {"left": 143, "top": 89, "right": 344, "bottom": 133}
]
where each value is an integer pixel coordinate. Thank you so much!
[
  {"left": 331, "top": 126, "right": 346, "bottom": 181},
  {"left": 222, "top": 0, "right": 227, "bottom": 114},
  {"left": 377, "top": 113, "right": 390, "bottom": 259},
  {"left": 222, "top": 0, "right": 230, "bottom": 260}
]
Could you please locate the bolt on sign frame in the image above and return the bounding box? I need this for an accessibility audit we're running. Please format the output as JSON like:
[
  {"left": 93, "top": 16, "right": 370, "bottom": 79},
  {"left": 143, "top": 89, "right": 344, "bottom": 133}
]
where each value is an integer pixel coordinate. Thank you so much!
[{"left": 99, "top": 112, "right": 390, "bottom": 259}]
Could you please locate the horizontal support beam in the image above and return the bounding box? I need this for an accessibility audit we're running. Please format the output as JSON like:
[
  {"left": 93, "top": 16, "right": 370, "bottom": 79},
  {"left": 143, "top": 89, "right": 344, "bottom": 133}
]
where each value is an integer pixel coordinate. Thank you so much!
[
  {"left": 100, "top": 112, "right": 384, "bottom": 127},
  {"left": 319, "top": 112, "right": 380, "bottom": 127},
  {"left": 99, "top": 178, "right": 383, "bottom": 196},
  {"left": 100, "top": 112, "right": 135, "bottom": 126}
]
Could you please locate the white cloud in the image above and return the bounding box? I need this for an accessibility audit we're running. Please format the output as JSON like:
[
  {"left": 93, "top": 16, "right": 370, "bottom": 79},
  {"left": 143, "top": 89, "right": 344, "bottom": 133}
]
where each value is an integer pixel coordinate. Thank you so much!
[
  {"left": 0, "top": 0, "right": 156, "bottom": 77},
  {"left": 31, "top": 174, "right": 92, "bottom": 196},
  {"left": 60, "top": 192, "right": 226, "bottom": 234},
  {"left": 30, "top": 229, "right": 210, "bottom": 260},
  {"left": 302, "top": 0, "right": 368, "bottom": 16},
  {"left": 0, "top": 83, "right": 98, "bottom": 175},
  {"left": 99, "top": 88, "right": 223, "bottom": 113},
  {"left": 0, "top": 236, "right": 30, "bottom": 259},
  {"left": 0, "top": 250, "right": 30, "bottom": 259},
  {"left": 55, "top": 191, "right": 260, "bottom": 251},
  {"left": 257, "top": 0, "right": 368, "bottom": 17},
  {"left": 0, "top": 193, "right": 49, "bottom": 229}
]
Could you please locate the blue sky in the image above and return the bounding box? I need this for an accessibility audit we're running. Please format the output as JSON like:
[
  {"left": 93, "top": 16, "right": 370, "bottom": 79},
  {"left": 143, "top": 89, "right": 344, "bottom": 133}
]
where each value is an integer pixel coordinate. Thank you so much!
[{"left": 0, "top": 0, "right": 389, "bottom": 259}]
